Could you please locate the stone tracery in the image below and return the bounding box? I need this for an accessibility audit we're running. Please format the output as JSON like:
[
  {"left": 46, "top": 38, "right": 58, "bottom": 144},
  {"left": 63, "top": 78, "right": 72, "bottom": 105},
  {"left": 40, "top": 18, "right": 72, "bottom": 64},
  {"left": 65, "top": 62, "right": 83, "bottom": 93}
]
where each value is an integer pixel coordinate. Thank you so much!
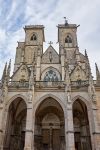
[{"left": 44, "top": 70, "right": 59, "bottom": 82}]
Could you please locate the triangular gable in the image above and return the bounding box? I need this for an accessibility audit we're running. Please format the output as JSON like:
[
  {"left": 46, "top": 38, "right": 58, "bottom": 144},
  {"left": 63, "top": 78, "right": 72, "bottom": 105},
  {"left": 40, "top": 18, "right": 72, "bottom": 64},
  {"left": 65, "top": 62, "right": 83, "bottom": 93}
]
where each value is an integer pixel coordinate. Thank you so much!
[
  {"left": 11, "top": 63, "right": 30, "bottom": 81},
  {"left": 70, "top": 65, "right": 87, "bottom": 81},
  {"left": 42, "top": 45, "right": 59, "bottom": 64}
]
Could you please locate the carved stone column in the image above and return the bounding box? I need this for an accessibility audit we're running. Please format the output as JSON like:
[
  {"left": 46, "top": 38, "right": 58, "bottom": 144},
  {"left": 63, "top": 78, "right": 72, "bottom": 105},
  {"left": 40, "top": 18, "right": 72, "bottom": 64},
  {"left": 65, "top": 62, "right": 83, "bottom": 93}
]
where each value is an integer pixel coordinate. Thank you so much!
[
  {"left": 91, "top": 106, "right": 100, "bottom": 150},
  {"left": 24, "top": 104, "right": 33, "bottom": 150},
  {"left": 24, "top": 87, "right": 34, "bottom": 150},
  {"left": 0, "top": 86, "right": 9, "bottom": 150},
  {"left": 65, "top": 105, "right": 75, "bottom": 150},
  {"left": 0, "top": 105, "right": 10, "bottom": 150}
]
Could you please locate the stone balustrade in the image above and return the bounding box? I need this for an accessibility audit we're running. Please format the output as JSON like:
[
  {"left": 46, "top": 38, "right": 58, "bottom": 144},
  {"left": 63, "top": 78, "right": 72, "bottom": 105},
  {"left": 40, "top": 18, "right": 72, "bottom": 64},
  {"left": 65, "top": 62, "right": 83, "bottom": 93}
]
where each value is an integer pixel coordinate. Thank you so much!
[
  {"left": 0, "top": 80, "right": 96, "bottom": 89},
  {"left": 71, "top": 80, "right": 89, "bottom": 88},
  {"left": 8, "top": 81, "right": 29, "bottom": 88},
  {"left": 35, "top": 81, "right": 65, "bottom": 88}
]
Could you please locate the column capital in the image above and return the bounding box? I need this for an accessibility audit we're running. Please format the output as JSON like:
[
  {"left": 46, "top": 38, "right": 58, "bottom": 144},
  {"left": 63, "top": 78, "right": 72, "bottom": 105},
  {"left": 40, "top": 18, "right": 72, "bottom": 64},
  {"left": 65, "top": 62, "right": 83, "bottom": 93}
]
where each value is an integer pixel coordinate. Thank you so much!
[
  {"left": 25, "top": 129, "right": 33, "bottom": 133},
  {"left": 66, "top": 130, "right": 74, "bottom": 134}
]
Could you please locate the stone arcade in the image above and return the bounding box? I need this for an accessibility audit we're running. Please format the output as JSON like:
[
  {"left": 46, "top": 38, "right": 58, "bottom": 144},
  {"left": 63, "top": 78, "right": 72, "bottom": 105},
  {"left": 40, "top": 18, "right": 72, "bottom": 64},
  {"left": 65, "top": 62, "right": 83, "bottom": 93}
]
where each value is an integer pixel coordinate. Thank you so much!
[{"left": 0, "top": 21, "right": 100, "bottom": 150}]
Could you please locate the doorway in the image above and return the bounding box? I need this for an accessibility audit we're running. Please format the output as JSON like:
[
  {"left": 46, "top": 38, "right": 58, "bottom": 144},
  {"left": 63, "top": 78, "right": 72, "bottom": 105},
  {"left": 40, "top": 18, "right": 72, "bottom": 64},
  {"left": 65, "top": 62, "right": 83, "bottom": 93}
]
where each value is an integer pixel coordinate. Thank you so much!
[
  {"left": 3, "top": 98, "right": 27, "bottom": 150},
  {"left": 73, "top": 99, "right": 92, "bottom": 150},
  {"left": 34, "top": 97, "right": 65, "bottom": 150}
]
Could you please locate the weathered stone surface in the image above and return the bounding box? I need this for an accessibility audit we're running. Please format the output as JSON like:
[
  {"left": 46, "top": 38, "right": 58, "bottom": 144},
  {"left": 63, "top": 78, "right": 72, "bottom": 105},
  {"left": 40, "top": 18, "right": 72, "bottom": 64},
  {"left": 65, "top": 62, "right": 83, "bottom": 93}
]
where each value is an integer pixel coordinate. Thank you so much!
[{"left": 0, "top": 22, "right": 100, "bottom": 150}]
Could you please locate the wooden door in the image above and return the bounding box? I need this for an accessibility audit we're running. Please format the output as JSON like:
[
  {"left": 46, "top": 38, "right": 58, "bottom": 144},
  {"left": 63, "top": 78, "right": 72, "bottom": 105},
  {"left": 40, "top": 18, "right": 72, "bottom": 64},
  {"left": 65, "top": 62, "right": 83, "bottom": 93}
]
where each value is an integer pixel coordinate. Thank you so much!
[{"left": 52, "top": 129, "right": 60, "bottom": 150}]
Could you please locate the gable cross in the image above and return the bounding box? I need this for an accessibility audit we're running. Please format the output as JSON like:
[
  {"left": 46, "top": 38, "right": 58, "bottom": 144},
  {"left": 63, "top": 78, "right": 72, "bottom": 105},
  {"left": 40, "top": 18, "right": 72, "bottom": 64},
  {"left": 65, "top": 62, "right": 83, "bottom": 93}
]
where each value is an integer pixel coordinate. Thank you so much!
[{"left": 48, "top": 41, "right": 53, "bottom": 46}]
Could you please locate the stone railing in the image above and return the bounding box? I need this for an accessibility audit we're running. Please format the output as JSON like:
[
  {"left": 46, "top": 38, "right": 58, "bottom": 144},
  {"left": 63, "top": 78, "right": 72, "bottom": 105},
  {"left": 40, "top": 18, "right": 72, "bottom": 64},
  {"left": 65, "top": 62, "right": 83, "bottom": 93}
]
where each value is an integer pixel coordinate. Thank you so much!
[
  {"left": 35, "top": 81, "right": 65, "bottom": 88},
  {"left": 35, "top": 80, "right": 89, "bottom": 89},
  {"left": 0, "top": 80, "right": 97, "bottom": 89},
  {"left": 8, "top": 81, "right": 29, "bottom": 88},
  {"left": 71, "top": 80, "right": 89, "bottom": 87}
]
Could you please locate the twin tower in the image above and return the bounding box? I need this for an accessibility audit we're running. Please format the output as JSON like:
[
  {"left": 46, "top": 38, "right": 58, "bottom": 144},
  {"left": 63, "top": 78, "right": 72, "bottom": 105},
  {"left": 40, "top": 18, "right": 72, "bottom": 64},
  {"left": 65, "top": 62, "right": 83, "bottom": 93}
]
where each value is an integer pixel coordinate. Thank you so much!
[
  {"left": 15, "top": 23, "right": 78, "bottom": 71},
  {"left": 1, "top": 21, "right": 100, "bottom": 150}
]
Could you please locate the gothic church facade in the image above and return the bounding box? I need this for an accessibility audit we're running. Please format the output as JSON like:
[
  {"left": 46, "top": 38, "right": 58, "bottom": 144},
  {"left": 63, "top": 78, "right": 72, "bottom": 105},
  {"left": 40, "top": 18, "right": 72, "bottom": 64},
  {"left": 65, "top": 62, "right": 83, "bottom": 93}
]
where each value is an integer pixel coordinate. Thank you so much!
[{"left": 0, "top": 21, "right": 100, "bottom": 150}]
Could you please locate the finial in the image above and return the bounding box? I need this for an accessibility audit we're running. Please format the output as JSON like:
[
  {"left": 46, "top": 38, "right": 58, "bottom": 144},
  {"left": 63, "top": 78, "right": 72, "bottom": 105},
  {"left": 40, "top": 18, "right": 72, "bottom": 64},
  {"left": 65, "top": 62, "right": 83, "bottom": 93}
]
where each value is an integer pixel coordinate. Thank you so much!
[
  {"left": 64, "top": 17, "right": 68, "bottom": 26},
  {"left": 8, "top": 59, "right": 11, "bottom": 67},
  {"left": 1, "top": 62, "right": 7, "bottom": 82},
  {"left": 85, "top": 49, "right": 88, "bottom": 57},
  {"left": 95, "top": 63, "right": 100, "bottom": 76},
  {"left": 95, "top": 63, "right": 98, "bottom": 70},
  {"left": 3, "top": 62, "right": 7, "bottom": 75},
  {"left": 48, "top": 41, "right": 53, "bottom": 46},
  {"left": 7, "top": 59, "right": 11, "bottom": 76},
  {"left": 95, "top": 63, "right": 100, "bottom": 84}
]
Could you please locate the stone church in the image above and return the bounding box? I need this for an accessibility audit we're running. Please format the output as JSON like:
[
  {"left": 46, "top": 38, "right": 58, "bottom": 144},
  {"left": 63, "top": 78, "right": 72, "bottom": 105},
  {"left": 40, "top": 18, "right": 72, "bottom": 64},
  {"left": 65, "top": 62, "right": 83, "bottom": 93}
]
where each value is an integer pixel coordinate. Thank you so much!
[{"left": 0, "top": 21, "right": 100, "bottom": 150}]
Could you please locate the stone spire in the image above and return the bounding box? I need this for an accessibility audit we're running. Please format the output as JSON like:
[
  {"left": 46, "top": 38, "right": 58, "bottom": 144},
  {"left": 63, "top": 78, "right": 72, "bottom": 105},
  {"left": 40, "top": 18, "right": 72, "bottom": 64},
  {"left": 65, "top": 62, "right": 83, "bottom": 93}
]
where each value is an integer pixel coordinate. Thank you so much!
[
  {"left": 95, "top": 63, "right": 100, "bottom": 79},
  {"left": 85, "top": 49, "right": 91, "bottom": 78},
  {"left": 1, "top": 62, "right": 8, "bottom": 102},
  {"left": 88, "top": 62, "right": 96, "bottom": 103},
  {"left": 7, "top": 59, "right": 11, "bottom": 81},
  {"left": 1, "top": 62, "right": 7, "bottom": 83},
  {"left": 85, "top": 49, "right": 88, "bottom": 58},
  {"left": 84, "top": 50, "right": 96, "bottom": 103}
]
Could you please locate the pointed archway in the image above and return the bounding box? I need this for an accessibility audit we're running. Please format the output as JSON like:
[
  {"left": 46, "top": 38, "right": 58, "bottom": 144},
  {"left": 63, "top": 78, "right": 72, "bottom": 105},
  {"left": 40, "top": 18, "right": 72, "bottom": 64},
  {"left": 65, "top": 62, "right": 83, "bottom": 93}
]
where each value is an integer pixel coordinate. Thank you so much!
[
  {"left": 34, "top": 97, "right": 65, "bottom": 150},
  {"left": 3, "top": 97, "right": 27, "bottom": 150},
  {"left": 72, "top": 99, "right": 92, "bottom": 150}
]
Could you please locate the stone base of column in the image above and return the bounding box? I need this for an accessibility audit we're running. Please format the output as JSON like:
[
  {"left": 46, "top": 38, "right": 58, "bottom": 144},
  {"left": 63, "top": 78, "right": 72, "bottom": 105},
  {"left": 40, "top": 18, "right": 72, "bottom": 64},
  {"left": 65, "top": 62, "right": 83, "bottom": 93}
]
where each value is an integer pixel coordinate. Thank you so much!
[
  {"left": 93, "top": 133, "right": 100, "bottom": 150},
  {"left": 0, "top": 132, "right": 4, "bottom": 150},
  {"left": 24, "top": 147, "right": 32, "bottom": 150},
  {"left": 67, "top": 147, "right": 75, "bottom": 150},
  {"left": 0, "top": 146, "right": 3, "bottom": 150}
]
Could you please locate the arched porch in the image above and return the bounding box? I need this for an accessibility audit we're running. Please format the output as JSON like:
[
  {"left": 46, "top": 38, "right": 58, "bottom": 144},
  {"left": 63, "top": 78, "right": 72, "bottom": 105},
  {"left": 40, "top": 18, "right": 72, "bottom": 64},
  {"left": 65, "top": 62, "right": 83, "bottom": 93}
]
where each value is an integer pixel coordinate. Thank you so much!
[
  {"left": 34, "top": 97, "right": 66, "bottom": 150},
  {"left": 3, "top": 97, "right": 27, "bottom": 150},
  {"left": 72, "top": 99, "right": 92, "bottom": 150}
]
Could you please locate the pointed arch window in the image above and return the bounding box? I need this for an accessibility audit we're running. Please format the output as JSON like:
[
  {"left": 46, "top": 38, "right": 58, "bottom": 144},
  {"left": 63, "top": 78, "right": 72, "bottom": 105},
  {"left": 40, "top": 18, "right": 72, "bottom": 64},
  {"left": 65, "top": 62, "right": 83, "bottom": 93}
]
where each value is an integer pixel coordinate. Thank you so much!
[
  {"left": 65, "top": 35, "right": 73, "bottom": 47},
  {"left": 44, "top": 70, "right": 59, "bottom": 82},
  {"left": 30, "top": 33, "right": 37, "bottom": 41}
]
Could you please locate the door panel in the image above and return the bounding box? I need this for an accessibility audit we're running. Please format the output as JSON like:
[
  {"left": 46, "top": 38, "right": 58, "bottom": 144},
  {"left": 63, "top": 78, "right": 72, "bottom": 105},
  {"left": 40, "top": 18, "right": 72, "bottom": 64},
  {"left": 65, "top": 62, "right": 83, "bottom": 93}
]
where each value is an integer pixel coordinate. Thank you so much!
[
  {"left": 53, "top": 129, "right": 60, "bottom": 150},
  {"left": 42, "top": 129, "right": 50, "bottom": 150},
  {"left": 42, "top": 129, "right": 60, "bottom": 150}
]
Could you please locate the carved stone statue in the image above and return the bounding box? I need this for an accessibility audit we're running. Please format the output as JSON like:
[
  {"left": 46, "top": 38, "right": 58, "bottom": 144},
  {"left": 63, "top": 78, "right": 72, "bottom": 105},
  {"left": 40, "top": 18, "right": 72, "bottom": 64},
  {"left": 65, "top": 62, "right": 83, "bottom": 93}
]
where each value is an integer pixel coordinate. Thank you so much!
[{"left": 27, "top": 91, "right": 33, "bottom": 102}]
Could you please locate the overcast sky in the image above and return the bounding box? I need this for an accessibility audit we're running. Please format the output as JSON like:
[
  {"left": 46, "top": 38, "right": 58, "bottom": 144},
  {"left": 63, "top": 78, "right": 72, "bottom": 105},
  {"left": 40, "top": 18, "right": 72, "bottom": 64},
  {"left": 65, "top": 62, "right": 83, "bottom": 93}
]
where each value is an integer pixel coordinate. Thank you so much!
[{"left": 0, "top": 0, "right": 100, "bottom": 79}]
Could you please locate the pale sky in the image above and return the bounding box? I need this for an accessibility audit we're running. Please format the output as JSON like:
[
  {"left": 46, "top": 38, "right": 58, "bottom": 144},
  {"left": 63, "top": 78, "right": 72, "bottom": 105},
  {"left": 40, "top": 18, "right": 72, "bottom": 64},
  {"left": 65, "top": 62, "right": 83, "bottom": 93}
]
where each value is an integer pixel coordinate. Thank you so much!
[{"left": 0, "top": 0, "right": 100, "bottom": 79}]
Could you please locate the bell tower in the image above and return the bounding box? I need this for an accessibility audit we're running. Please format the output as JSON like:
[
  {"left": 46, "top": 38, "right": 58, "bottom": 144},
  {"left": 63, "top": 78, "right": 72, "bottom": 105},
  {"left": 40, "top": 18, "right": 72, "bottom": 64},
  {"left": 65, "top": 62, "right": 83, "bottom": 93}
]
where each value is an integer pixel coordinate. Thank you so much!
[
  {"left": 24, "top": 25, "right": 45, "bottom": 64},
  {"left": 58, "top": 19, "right": 79, "bottom": 57},
  {"left": 14, "top": 25, "right": 45, "bottom": 72}
]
